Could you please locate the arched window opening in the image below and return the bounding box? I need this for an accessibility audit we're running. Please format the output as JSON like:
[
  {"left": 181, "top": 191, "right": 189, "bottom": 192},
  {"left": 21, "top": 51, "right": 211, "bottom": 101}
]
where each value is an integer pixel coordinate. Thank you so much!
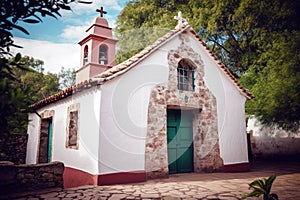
[
  {"left": 99, "top": 45, "right": 108, "bottom": 65},
  {"left": 177, "top": 59, "right": 195, "bottom": 91},
  {"left": 83, "top": 45, "right": 88, "bottom": 64}
]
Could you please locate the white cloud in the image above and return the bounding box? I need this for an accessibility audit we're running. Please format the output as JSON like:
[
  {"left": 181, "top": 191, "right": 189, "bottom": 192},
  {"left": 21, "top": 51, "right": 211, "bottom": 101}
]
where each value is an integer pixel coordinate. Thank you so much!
[
  {"left": 58, "top": 1, "right": 120, "bottom": 41},
  {"left": 60, "top": 25, "right": 88, "bottom": 42},
  {"left": 59, "top": 12, "right": 117, "bottom": 42},
  {"left": 12, "top": 37, "right": 81, "bottom": 74},
  {"left": 61, "top": 0, "right": 122, "bottom": 19},
  {"left": 72, "top": 0, "right": 122, "bottom": 14}
]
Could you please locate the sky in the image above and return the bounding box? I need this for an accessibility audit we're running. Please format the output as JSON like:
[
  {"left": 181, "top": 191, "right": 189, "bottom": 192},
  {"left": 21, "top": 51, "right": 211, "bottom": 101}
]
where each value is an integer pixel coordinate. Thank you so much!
[{"left": 11, "top": 0, "right": 129, "bottom": 73}]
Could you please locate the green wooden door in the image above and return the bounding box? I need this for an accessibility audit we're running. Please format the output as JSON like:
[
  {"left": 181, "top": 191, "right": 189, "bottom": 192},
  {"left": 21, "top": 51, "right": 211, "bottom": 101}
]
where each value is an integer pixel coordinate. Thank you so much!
[
  {"left": 167, "top": 110, "right": 194, "bottom": 174},
  {"left": 47, "top": 120, "right": 52, "bottom": 163}
]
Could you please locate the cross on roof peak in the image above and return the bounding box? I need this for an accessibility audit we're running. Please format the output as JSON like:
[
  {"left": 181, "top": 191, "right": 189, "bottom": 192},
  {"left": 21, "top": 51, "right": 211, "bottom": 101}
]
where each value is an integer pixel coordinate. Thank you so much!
[
  {"left": 96, "top": 6, "right": 107, "bottom": 18},
  {"left": 174, "top": 11, "right": 188, "bottom": 29}
]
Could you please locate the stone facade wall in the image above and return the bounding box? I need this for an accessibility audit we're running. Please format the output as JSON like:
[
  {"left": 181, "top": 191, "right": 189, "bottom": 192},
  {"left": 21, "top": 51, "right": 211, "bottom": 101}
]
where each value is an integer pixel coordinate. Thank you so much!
[
  {"left": 145, "top": 33, "right": 223, "bottom": 178},
  {"left": 0, "top": 134, "right": 28, "bottom": 164},
  {"left": 0, "top": 161, "right": 64, "bottom": 194}
]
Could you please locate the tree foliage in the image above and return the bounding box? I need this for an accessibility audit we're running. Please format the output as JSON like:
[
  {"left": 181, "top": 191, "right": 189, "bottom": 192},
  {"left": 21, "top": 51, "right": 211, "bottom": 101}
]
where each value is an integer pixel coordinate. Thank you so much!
[
  {"left": 0, "top": 55, "right": 61, "bottom": 134},
  {"left": 0, "top": 54, "right": 77, "bottom": 134},
  {"left": 0, "top": 54, "right": 29, "bottom": 134},
  {"left": 0, "top": 0, "right": 88, "bottom": 134},
  {"left": 58, "top": 67, "right": 76, "bottom": 90},
  {"left": 240, "top": 31, "right": 300, "bottom": 130},
  {"left": 16, "top": 56, "right": 61, "bottom": 103},
  {"left": 115, "top": 0, "right": 300, "bottom": 130}
]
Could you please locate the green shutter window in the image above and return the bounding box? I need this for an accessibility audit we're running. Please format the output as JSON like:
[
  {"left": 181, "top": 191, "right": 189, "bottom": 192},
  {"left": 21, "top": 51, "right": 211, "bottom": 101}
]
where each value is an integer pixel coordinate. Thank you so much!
[{"left": 177, "top": 60, "right": 195, "bottom": 91}]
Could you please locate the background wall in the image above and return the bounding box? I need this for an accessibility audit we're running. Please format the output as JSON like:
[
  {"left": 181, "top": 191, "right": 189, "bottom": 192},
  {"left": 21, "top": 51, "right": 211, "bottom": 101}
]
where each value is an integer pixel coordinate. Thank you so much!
[{"left": 247, "top": 117, "right": 300, "bottom": 157}]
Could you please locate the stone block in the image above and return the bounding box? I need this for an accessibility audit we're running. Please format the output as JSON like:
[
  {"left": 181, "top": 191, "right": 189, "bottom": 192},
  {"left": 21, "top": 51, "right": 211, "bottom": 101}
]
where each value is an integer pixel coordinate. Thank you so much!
[{"left": 24, "top": 173, "right": 34, "bottom": 179}]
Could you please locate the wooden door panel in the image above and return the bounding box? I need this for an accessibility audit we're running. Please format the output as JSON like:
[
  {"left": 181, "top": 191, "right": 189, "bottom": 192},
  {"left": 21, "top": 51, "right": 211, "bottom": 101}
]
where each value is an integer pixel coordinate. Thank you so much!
[{"left": 167, "top": 110, "right": 194, "bottom": 174}]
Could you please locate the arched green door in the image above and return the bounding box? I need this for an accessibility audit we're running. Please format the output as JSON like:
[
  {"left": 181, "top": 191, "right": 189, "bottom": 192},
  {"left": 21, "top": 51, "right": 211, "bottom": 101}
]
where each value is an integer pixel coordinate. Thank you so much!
[{"left": 167, "top": 110, "right": 194, "bottom": 174}]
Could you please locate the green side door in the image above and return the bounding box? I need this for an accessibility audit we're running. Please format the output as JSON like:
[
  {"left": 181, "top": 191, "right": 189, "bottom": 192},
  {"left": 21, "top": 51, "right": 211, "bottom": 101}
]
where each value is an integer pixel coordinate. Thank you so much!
[
  {"left": 167, "top": 110, "right": 194, "bottom": 174},
  {"left": 47, "top": 120, "right": 53, "bottom": 163}
]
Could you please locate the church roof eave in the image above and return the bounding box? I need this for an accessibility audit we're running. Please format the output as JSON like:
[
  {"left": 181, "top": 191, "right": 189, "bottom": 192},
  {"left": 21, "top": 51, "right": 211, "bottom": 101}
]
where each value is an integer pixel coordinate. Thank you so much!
[{"left": 29, "top": 79, "right": 99, "bottom": 110}]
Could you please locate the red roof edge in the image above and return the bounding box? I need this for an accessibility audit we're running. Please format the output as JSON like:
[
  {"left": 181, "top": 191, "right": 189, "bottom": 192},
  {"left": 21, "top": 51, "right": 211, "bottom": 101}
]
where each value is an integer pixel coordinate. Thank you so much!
[{"left": 29, "top": 79, "right": 99, "bottom": 110}]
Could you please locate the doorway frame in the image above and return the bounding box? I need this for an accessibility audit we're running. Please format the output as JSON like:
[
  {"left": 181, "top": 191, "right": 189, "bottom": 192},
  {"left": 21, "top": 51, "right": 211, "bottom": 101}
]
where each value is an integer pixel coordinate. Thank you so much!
[{"left": 37, "top": 110, "right": 54, "bottom": 163}]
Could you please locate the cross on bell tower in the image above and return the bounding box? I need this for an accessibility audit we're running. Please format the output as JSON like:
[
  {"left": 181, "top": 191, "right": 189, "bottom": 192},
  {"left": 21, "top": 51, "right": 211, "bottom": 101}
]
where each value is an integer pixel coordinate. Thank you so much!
[
  {"left": 76, "top": 2, "right": 117, "bottom": 84},
  {"left": 96, "top": 6, "right": 107, "bottom": 17}
]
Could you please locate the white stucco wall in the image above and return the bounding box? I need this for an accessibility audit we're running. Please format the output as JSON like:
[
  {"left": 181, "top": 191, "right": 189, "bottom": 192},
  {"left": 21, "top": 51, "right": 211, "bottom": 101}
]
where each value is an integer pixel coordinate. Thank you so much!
[
  {"left": 97, "top": 36, "right": 180, "bottom": 174},
  {"left": 27, "top": 87, "right": 102, "bottom": 174},
  {"left": 99, "top": 48, "right": 170, "bottom": 174},
  {"left": 247, "top": 117, "right": 300, "bottom": 156}
]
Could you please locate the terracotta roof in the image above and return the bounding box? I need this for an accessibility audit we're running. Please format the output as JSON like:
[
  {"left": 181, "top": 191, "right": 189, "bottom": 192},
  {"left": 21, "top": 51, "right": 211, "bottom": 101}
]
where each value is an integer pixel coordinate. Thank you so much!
[
  {"left": 29, "top": 80, "right": 98, "bottom": 110},
  {"left": 30, "top": 24, "right": 253, "bottom": 110}
]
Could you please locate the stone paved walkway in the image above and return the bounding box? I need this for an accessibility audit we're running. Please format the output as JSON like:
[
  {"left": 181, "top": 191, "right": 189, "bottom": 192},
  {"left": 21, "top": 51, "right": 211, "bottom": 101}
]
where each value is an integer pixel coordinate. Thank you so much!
[{"left": 2, "top": 159, "right": 300, "bottom": 200}]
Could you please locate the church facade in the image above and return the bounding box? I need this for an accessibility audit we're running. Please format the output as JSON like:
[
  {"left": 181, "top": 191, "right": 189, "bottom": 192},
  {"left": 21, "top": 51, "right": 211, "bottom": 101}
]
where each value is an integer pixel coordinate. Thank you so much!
[{"left": 26, "top": 11, "right": 253, "bottom": 188}]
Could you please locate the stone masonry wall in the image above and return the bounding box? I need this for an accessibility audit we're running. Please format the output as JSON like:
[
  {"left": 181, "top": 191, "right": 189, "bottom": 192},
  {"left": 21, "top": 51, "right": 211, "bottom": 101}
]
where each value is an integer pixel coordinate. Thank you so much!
[
  {"left": 0, "top": 134, "right": 28, "bottom": 164},
  {"left": 0, "top": 161, "right": 64, "bottom": 195},
  {"left": 145, "top": 32, "right": 223, "bottom": 178}
]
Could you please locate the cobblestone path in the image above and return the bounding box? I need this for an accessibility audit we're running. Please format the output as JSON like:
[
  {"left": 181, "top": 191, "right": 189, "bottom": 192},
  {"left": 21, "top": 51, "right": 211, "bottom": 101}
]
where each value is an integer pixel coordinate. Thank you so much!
[{"left": 2, "top": 159, "right": 300, "bottom": 200}]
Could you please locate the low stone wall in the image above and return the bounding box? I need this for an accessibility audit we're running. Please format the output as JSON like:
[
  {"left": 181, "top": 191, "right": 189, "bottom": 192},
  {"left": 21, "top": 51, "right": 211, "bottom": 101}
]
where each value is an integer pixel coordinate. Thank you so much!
[
  {"left": 0, "top": 134, "right": 28, "bottom": 164},
  {"left": 0, "top": 161, "right": 64, "bottom": 195}
]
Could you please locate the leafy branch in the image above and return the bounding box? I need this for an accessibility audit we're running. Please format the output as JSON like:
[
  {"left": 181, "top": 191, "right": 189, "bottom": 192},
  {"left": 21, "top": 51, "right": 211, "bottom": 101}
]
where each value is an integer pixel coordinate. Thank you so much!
[{"left": 242, "top": 175, "right": 278, "bottom": 200}]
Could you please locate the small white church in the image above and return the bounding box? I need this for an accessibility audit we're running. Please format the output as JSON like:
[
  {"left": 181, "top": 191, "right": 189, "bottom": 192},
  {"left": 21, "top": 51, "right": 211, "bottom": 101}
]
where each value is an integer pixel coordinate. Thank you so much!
[{"left": 26, "top": 8, "right": 254, "bottom": 188}]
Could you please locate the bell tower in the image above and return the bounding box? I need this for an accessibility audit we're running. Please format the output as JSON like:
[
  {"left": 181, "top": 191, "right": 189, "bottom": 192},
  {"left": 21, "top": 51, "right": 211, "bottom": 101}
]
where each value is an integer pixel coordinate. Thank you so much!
[{"left": 76, "top": 6, "right": 117, "bottom": 84}]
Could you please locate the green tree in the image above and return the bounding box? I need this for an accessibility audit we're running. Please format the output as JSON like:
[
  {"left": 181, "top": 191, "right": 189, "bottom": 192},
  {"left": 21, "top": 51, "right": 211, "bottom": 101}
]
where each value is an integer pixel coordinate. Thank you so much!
[
  {"left": 0, "top": 0, "right": 89, "bottom": 134},
  {"left": 0, "top": 54, "right": 30, "bottom": 134},
  {"left": 15, "top": 56, "right": 60, "bottom": 103},
  {"left": 0, "top": 55, "right": 60, "bottom": 134},
  {"left": 240, "top": 31, "right": 300, "bottom": 130},
  {"left": 115, "top": 0, "right": 300, "bottom": 130},
  {"left": 58, "top": 67, "right": 76, "bottom": 90}
]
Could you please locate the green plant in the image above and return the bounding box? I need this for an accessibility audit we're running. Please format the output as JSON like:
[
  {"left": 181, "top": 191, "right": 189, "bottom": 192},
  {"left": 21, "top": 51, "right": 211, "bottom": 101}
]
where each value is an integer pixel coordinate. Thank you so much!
[{"left": 242, "top": 175, "right": 278, "bottom": 200}]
